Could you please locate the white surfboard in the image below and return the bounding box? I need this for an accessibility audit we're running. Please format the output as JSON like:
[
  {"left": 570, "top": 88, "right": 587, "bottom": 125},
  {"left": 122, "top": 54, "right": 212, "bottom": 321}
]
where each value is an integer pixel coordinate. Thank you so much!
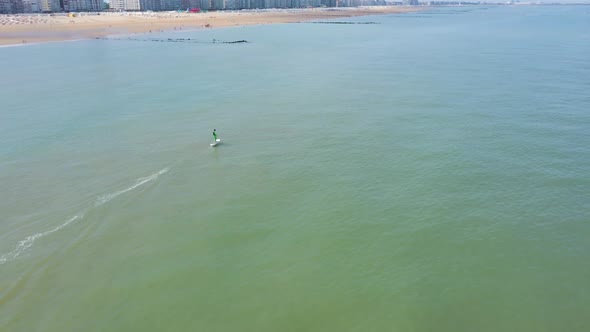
[{"left": 210, "top": 138, "right": 221, "bottom": 147}]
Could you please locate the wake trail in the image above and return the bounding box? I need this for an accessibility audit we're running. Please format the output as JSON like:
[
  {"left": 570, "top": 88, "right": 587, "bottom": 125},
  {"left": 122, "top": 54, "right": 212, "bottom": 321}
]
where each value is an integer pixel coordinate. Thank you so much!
[
  {"left": 0, "top": 214, "right": 83, "bottom": 265},
  {"left": 95, "top": 167, "right": 169, "bottom": 206},
  {"left": 0, "top": 167, "right": 169, "bottom": 265}
]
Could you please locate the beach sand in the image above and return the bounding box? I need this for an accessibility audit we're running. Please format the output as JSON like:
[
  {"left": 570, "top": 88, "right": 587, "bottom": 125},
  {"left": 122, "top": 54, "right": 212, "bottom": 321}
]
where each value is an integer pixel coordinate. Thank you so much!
[{"left": 0, "top": 7, "right": 421, "bottom": 46}]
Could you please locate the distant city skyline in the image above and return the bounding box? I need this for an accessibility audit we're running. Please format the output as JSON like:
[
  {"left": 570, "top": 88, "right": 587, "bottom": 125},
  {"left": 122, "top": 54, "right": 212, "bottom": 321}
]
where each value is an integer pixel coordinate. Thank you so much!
[{"left": 1, "top": 0, "right": 589, "bottom": 14}]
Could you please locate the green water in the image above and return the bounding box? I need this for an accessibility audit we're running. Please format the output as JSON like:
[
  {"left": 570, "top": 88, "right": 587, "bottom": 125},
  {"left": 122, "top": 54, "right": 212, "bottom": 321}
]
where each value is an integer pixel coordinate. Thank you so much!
[{"left": 1, "top": 6, "right": 590, "bottom": 331}]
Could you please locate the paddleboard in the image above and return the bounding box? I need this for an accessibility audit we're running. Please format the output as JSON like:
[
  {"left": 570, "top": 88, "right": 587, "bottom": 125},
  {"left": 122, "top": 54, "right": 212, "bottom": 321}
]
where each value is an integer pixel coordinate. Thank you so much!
[{"left": 210, "top": 139, "right": 221, "bottom": 147}]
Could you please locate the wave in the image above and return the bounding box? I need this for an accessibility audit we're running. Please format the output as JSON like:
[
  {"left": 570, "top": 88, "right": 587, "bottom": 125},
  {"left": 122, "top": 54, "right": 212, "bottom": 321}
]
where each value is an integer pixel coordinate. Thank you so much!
[
  {"left": 0, "top": 214, "right": 83, "bottom": 265},
  {"left": 95, "top": 167, "right": 169, "bottom": 206},
  {"left": 0, "top": 167, "right": 169, "bottom": 265}
]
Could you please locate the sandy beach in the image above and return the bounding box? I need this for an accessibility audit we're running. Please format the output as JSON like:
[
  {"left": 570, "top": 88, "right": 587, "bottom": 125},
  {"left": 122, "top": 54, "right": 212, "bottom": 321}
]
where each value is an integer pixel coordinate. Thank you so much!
[{"left": 0, "top": 7, "right": 421, "bottom": 46}]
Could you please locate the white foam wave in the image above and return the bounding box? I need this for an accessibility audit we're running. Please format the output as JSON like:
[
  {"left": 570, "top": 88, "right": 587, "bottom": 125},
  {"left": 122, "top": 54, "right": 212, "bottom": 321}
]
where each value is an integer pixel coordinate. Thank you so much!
[
  {"left": 0, "top": 167, "right": 169, "bottom": 265},
  {"left": 95, "top": 167, "right": 169, "bottom": 206},
  {"left": 0, "top": 214, "right": 83, "bottom": 265}
]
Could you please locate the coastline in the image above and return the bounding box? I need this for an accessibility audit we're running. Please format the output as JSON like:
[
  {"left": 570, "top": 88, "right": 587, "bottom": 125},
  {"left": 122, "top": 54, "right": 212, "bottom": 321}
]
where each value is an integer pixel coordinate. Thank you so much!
[{"left": 0, "top": 6, "right": 422, "bottom": 46}]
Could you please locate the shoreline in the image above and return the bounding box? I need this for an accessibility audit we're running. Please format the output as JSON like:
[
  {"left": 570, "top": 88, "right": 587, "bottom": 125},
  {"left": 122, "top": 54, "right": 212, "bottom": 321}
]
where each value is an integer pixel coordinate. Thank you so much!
[{"left": 0, "top": 7, "right": 422, "bottom": 46}]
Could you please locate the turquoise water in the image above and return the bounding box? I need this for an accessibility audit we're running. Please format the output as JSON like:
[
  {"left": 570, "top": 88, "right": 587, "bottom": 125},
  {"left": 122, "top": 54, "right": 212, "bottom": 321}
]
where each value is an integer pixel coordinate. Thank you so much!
[{"left": 1, "top": 6, "right": 590, "bottom": 331}]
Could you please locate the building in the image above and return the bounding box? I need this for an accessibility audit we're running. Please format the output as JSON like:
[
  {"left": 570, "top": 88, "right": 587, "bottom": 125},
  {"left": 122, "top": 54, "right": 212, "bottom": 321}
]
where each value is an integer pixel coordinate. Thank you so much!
[
  {"left": 251, "top": 0, "right": 263, "bottom": 7},
  {"left": 225, "top": 0, "right": 237, "bottom": 9},
  {"left": 22, "top": 0, "right": 41, "bottom": 12},
  {"left": 4, "top": 0, "right": 101, "bottom": 12},
  {"left": 124, "top": 0, "right": 140, "bottom": 10},
  {"left": 37, "top": 0, "right": 61, "bottom": 11},
  {"left": 110, "top": 0, "right": 125, "bottom": 9},
  {"left": 181, "top": 0, "right": 199, "bottom": 9},
  {"left": 300, "top": 0, "right": 320, "bottom": 6},
  {"left": 0, "top": 0, "right": 25, "bottom": 13},
  {"left": 63, "top": 0, "right": 102, "bottom": 11},
  {"left": 161, "top": 0, "right": 188, "bottom": 10},
  {"left": 141, "top": 0, "right": 161, "bottom": 10},
  {"left": 1, "top": 0, "right": 13, "bottom": 13},
  {"left": 210, "top": 0, "right": 223, "bottom": 9},
  {"left": 0, "top": 0, "right": 344, "bottom": 13},
  {"left": 110, "top": 0, "right": 158, "bottom": 10},
  {"left": 0, "top": 0, "right": 7, "bottom": 14}
]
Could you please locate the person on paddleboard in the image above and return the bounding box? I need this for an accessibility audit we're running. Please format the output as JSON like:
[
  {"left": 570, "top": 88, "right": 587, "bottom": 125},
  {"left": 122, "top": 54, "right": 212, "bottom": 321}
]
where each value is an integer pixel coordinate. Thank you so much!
[{"left": 213, "top": 129, "right": 218, "bottom": 141}]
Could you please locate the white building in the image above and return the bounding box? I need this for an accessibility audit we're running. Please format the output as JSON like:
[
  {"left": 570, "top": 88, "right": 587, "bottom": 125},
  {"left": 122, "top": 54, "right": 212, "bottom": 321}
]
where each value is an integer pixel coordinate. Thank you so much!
[
  {"left": 128, "top": 0, "right": 141, "bottom": 9},
  {"left": 110, "top": 0, "right": 125, "bottom": 9},
  {"left": 110, "top": 0, "right": 141, "bottom": 10},
  {"left": 111, "top": 0, "right": 140, "bottom": 10}
]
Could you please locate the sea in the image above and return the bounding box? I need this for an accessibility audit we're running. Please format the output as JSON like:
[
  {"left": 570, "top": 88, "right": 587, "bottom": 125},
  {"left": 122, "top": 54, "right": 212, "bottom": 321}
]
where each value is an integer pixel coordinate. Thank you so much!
[{"left": 1, "top": 5, "right": 589, "bottom": 331}]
